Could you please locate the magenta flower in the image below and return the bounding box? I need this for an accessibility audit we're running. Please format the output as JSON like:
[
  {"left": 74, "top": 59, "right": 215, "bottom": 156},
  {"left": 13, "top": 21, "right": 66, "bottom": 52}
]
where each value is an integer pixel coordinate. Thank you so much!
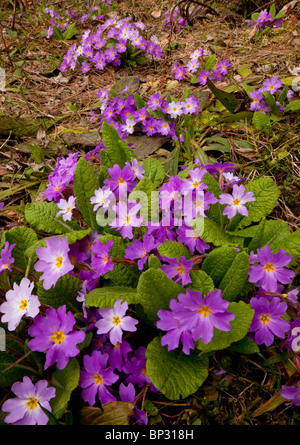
[
  {"left": 110, "top": 200, "right": 143, "bottom": 239},
  {"left": 28, "top": 305, "right": 85, "bottom": 370},
  {"left": 248, "top": 245, "right": 295, "bottom": 292},
  {"left": 0, "top": 241, "right": 16, "bottom": 274},
  {"left": 79, "top": 351, "right": 119, "bottom": 406},
  {"left": 262, "top": 76, "right": 282, "bottom": 94},
  {"left": 124, "top": 234, "right": 158, "bottom": 270},
  {"left": 281, "top": 382, "right": 300, "bottom": 406},
  {"left": 197, "top": 70, "right": 211, "bottom": 85},
  {"left": 95, "top": 299, "right": 138, "bottom": 345},
  {"left": 123, "top": 346, "right": 158, "bottom": 392},
  {"left": 160, "top": 256, "right": 193, "bottom": 286},
  {"left": 219, "top": 184, "right": 256, "bottom": 219},
  {"left": 175, "top": 289, "right": 235, "bottom": 344},
  {"left": 90, "top": 239, "right": 114, "bottom": 278},
  {"left": 0, "top": 278, "right": 40, "bottom": 331},
  {"left": 176, "top": 223, "right": 210, "bottom": 255},
  {"left": 249, "top": 297, "right": 289, "bottom": 347},
  {"left": 157, "top": 299, "right": 195, "bottom": 355},
  {"left": 1, "top": 377, "right": 56, "bottom": 425},
  {"left": 108, "top": 340, "right": 132, "bottom": 372},
  {"left": 119, "top": 383, "right": 148, "bottom": 425},
  {"left": 180, "top": 167, "right": 208, "bottom": 195},
  {"left": 147, "top": 93, "right": 163, "bottom": 111},
  {"left": 103, "top": 164, "right": 136, "bottom": 196},
  {"left": 34, "top": 236, "right": 74, "bottom": 290}
]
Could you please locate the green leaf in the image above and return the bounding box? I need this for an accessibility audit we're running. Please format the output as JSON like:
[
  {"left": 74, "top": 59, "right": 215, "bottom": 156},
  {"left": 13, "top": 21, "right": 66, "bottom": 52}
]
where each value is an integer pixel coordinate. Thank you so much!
[
  {"left": 252, "top": 112, "right": 270, "bottom": 130},
  {"left": 285, "top": 100, "right": 300, "bottom": 112},
  {"left": 238, "top": 176, "right": 279, "bottom": 229},
  {"left": 229, "top": 336, "right": 259, "bottom": 354},
  {"left": 85, "top": 286, "right": 137, "bottom": 309},
  {"left": 268, "top": 227, "right": 300, "bottom": 266},
  {"left": 80, "top": 402, "right": 134, "bottom": 425},
  {"left": 157, "top": 241, "right": 191, "bottom": 260},
  {"left": 189, "top": 270, "right": 215, "bottom": 295},
  {"left": 50, "top": 358, "right": 80, "bottom": 419},
  {"left": 202, "top": 247, "right": 250, "bottom": 301},
  {"left": 129, "top": 177, "right": 158, "bottom": 222},
  {"left": 206, "top": 78, "right": 240, "bottom": 113},
  {"left": 142, "top": 158, "right": 165, "bottom": 188},
  {"left": 190, "top": 217, "right": 233, "bottom": 247},
  {"left": 62, "top": 23, "right": 76, "bottom": 40},
  {"left": 247, "top": 219, "right": 291, "bottom": 253},
  {"left": 36, "top": 274, "right": 83, "bottom": 314},
  {"left": 196, "top": 301, "right": 254, "bottom": 352},
  {"left": 38, "top": 403, "right": 59, "bottom": 425},
  {"left": 73, "top": 157, "right": 99, "bottom": 230},
  {"left": 24, "top": 202, "right": 78, "bottom": 234},
  {"left": 148, "top": 254, "right": 161, "bottom": 269},
  {"left": 0, "top": 351, "right": 37, "bottom": 388},
  {"left": 204, "top": 54, "right": 216, "bottom": 71},
  {"left": 146, "top": 337, "right": 209, "bottom": 400},
  {"left": 52, "top": 25, "right": 64, "bottom": 40},
  {"left": 101, "top": 121, "right": 137, "bottom": 168},
  {"left": 277, "top": 85, "right": 288, "bottom": 104},
  {"left": 136, "top": 269, "right": 183, "bottom": 325},
  {"left": 134, "top": 92, "right": 146, "bottom": 110},
  {"left": 4, "top": 226, "right": 38, "bottom": 270}
]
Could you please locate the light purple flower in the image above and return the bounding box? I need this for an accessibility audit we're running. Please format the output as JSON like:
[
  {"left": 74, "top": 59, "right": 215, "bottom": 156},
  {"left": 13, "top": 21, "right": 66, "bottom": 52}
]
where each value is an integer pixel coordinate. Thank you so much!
[
  {"left": 79, "top": 351, "right": 119, "bottom": 406},
  {"left": 219, "top": 183, "right": 256, "bottom": 219},
  {"left": 56, "top": 196, "right": 76, "bottom": 221},
  {"left": 90, "top": 239, "right": 114, "bottom": 278},
  {"left": 34, "top": 236, "right": 74, "bottom": 290},
  {"left": 249, "top": 297, "right": 289, "bottom": 347},
  {"left": 175, "top": 289, "right": 235, "bottom": 344},
  {"left": 262, "top": 76, "right": 282, "bottom": 94},
  {"left": 95, "top": 299, "right": 138, "bottom": 345},
  {"left": 110, "top": 200, "right": 143, "bottom": 239},
  {"left": 281, "top": 382, "right": 300, "bottom": 406},
  {"left": 0, "top": 278, "right": 40, "bottom": 331},
  {"left": 125, "top": 158, "right": 145, "bottom": 180},
  {"left": 248, "top": 245, "right": 294, "bottom": 292},
  {"left": 119, "top": 383, "right": 148, "bottom": 425},
  {"left": 123, "top": 346, "right": 158, "bottom": 392},
  {"left": 90, "top": 186, "right": 114, "bottom": 212},
  {"left": 124, "top": 234, "right": 158, "bottom": 270},
  {"left": 1, "top": 377, "right": 56, "bottom": 425},
  {"left": 160, "top": 256, "right": 193, "bottom": 286},
  {"left": 0, "top": 241, "right": 16, "bottom": 274},
  {"left": 28, "top": 305, "right": 85, "bottom": 370}
]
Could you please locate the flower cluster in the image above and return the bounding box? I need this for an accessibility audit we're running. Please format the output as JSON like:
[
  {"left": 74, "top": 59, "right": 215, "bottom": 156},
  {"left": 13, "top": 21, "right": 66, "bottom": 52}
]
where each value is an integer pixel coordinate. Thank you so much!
[
  {"left": 163, "top": 7, "right": 188, "bottom": 33},
  {"left": 249, "top": 75, "right": 294, "bottom": 115},
  {"left": 172, "top": 49, "right": 231, "bottom": 85},
  {"left": 157, "top": 289, "right": 235, "bottom": 354},
  {"left": 247, "top": 8, "right": 284, "bottom": 30},
  {"left": 59, "top": 16, "right": 163, "bottom": 74}
]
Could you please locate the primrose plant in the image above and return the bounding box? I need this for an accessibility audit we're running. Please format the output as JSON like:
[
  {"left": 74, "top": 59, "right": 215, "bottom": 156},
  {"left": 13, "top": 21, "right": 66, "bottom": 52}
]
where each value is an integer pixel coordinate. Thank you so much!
[{"left": 0, "top": 117, "right": 299, "bottom": 424}]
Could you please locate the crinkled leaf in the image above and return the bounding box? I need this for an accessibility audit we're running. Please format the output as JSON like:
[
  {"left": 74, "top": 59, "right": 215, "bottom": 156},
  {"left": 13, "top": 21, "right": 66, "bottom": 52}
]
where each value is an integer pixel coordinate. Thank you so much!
[
  {"left": 50, "top": 358, "right": 80, "bottom": 419},
  {"left": 80, "top": 402, "right": 134, "bottom": 425},
  {"left": 85, "top": 286, "right": 137, "bottom": 309},
  {"left": 73, "top": 157, "right": 99, "bottom": 230},
  {"left": 101, "top": 121, "right": 137, "bottom": 168},
  {"left": 146, "top": 336, "right": 209, "bottom": 400},
  {"left": 24, "top": 201, "right": 79, "bottom": 234},
  {"left": 157, "top": 240, "right": 191, "bottom": 260},
  {"left": 142, "top": 157, "right": 165, "bottom": 188},
  {"left": 4, "top": 226, "right": 38, "bottom": 270},
  {"left": 136, "top": 268, "right": 183, "bottom": 326},
  {"left": 189, "top": 270, "right": 215, "bottom": 295},
  {"left": 36, "top": 274, "right": 83, "bottom": 314}
]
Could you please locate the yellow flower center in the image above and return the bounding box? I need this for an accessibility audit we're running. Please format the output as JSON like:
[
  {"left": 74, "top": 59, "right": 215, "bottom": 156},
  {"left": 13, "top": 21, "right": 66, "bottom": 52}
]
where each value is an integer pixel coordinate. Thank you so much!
[
  {"left": 141, "top": 251, "right": 148, "bottom": 258},
  {"left": 3, "top": 264, "right": 8, "bottom": 269},
  {"left": 103, "top": 254, "right": 109, "bottom": 265},
  {"left": 51, "top": 330, "right": 65, "bottom": 345},
  {"left": 26, "top": 397, "right": 38, "bottom": 410},
  {"left": 259, "top": 313, "right": 270, "bottom": 325},
  {"left": 264, "top": 263, "right": 275, "bottom": 273},
  {"left": 112, "top": 316, "right": 121, "bottom": 326},
  {"left": 118, "top": 178, "right": 125, "bottom": 185},
  {"left": 55, "top": 256, "right": 63, "bottom": 268},
  {"left": 141, "top": 368, "right": 147, "bottom": 376},
  {"left": 192, "top": 181, "right": 199, "bottom": 188},
  {"left": 19, "top": 299, "right": 28, "bottom": 311},
  {"left": 67, "top": 207, "right": 71, "bottom": 212},
  {"left": 55, "top": 186, "right": 61, "bottom": 191},
  {"left": 194, "top": 200, "right": 203, "bottom": 208},
  {"left": 93, "top": 373, "right": 103, "bottom": 385},
  {"left": 198, "top": 305, "right": 212, "bottom": 317},
  {"left": 177, "top": 265, "right": 185, "bottom": 275},
  {"left": 124, "top": 215, "right": 131, "bottom": 224},
  {"left": 233, "top": 198, "right": 241, "bottom": 206},
  {"left": 114, "top": 342, "right": 121, "bottom": 350}
]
